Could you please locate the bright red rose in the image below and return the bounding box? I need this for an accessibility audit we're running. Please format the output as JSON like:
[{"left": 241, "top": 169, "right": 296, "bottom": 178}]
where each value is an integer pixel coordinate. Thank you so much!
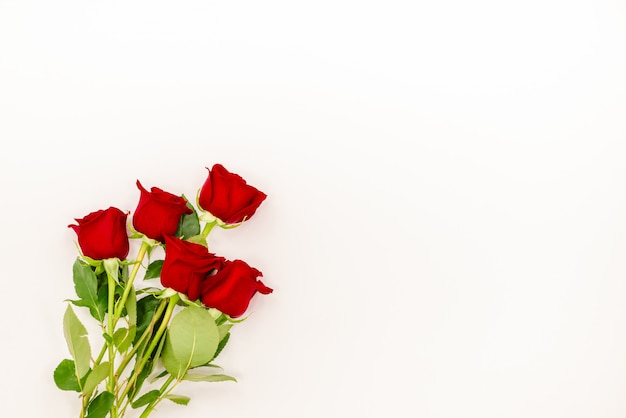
[
  {"left": 200, "top": 259, "right": 272, "bottom": 318},
  {"left": 198, "top": 164, "right": 267, "bottom": 225},
  {"left": 161, "top": 236, "right": 224, "bottom": 301},
  {"left": 69, "top": 207, "right": 129, "bottom": 260},
  {"left": 132, "top": 180, "right": 193, "bottom": 242}
]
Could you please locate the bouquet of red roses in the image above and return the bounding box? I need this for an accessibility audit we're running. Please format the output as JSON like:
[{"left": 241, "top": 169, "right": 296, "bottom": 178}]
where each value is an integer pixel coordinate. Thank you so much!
[{"left": 54, "top": 164, "right": 272, "bottom": 418}]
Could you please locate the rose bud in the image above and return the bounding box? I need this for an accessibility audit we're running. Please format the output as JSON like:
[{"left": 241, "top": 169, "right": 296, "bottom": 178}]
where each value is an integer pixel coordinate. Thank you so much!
[
  {"left": 200, "top": 259, "right": 272, "bottom": 318},
  {"left": 69, "top": 207, "right": 129, "bottom": 260},
  {"left": 132, "top": 180, "right": 193, "bottom": 242},
  {"left": 198, "top": 164, "right": 267, "bottom": 225},
  {"left": 161, "top": 236, "right": 224, "bottom": 301}
]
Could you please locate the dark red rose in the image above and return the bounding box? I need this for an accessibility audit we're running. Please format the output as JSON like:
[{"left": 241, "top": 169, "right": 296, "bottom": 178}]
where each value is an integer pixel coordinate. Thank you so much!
[
  {"left": 200, "top": 259, "right": 272, "bottom": 318},
  {"left": 132, "top": 180, "right": 192, "bottom": 242},
  {"left": 198, "top": 164, "right": 267, "bottom": 225},
  {"left": 161, "top": 236, "right": 224, "bottom": 301},
  {"left": 69, "top": 207, "right": 129, "bottom": 260}
]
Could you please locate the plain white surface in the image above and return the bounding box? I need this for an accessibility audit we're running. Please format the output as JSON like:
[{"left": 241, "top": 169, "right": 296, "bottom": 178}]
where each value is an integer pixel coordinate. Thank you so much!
[{"left": 2, "top": 0, "right": 626, "bottom": 417}]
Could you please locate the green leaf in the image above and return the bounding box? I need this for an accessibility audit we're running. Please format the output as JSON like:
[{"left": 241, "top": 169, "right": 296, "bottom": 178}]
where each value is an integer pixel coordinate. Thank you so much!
[
  {"left": 175, "top": 198, "right": 200, "bottom": 239},
  {"left": 86, "top": 391, "right": 114, "bottom": 418},
  {"left": 149, "top": 370, "right": 169, "bottom": 383},
  {"left": 144, "top": 260, "right": 164, "bottom": 280},
  {"left": 161, "top": 336, "right": 184, "bottom": 378},
  {"left": 135, "top": 295, "right": 162, "bottom": 344},
  {"left": 183, "top": 373, "right": 237, "bottom": 383},
  {"left": 63, "top": 305, "right": 91, "bottom": 379},
  {"left": 185, "top": 234, "right": 207, "bottom": 247},
  {"left": 217, "top": 323, "right": 233, "bottom": 340},
  {"left": 82, "top": 362, "right": 110, "bottom": 395},
  {"left": 161, "top": 306, "right": 219, "bottom": 377},
  {"left": 214, "top": 312, "right": 227, "bottom": 326},
  {"left": 53, "top": 359, "right": 81, "bottom": 392},
  {"left": 113, "top": 327, "right": 136, "bottom": 353},
  {"left": 165, "top": 394, "right": 190, "bottom": 405},
  {"left": 72, "top": 259, "right": 104, "bottom": 321},
  {"left": 121, "top": 262, "right": 130, "bottom": 284},
  {"left": 213, "top": 332, "right": 230, "bottom": 360},
  {"left": 131, "top": 390, "right": 160, "bottom": 409},
  {"left": 96, "top": 284, "right": 108, "bottom": 320}
]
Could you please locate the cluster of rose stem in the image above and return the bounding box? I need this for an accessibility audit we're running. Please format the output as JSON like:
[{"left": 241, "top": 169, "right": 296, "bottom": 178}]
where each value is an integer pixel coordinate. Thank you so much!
[{"left": 80, "top": 221, "right": 217, "bottom": 418}]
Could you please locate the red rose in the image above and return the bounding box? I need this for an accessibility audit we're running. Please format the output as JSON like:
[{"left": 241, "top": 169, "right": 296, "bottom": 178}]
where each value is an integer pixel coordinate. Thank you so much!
[
  {"left": 69, "top": 207, "right": 129, "bottom": 260},
  {"left": 198, "top": 164, "right": 267, "bottom": 225},
  {"left": 132, "top": 180, "right": 193, "bottom": 242},
  {"left": 200, "top": 259, "right": 272, "bottom": 318},
  {"left": 161, "top": 236, "right": 224, "bottom": 301}
]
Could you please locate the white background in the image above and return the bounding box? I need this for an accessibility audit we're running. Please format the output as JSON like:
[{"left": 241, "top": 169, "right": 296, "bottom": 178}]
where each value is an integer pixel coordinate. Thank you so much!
[{"left": 1, "top": 0, "right": 626, "bottom": 417}]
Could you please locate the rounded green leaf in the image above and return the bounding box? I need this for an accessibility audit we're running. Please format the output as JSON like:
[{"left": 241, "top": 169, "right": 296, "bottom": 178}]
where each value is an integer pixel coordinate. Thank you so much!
[
  {"left": 87, "top": 391, "right": 114, "bottom": 418},
  {"left": 161, "top": 336, "right": 184, "bottom": 377},
  {"left": 175, "top": 198, "right": 200, "bottom": 239},
  {"left": 113, "top": 327, "right": 136, "bottom": 352},
  {"left": 144, "top": 260, "right": 164, "bottom": 280},
  {"left": 162, "top": 306, "right": 219, "bottom": 377},
  {"left": 53, "top": 359, "right": 81, "bottom": 392},
  {"left": 169, "top": 306, "right": 219, "bottom": 369}
]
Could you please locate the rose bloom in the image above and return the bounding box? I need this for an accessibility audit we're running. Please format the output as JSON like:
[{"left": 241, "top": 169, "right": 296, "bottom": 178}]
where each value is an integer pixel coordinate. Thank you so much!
[
  {"left": 161, "top": 236, "right": 224, "bottom": 301},
  {"left": 69, "top": 207, "right": 129, "bottom": 260},
  {"left": 201, "top": 259, "right": 272, "bottom": 318},
  {"left": 132, "top": 180, "right": 192, "bottom": 242},
  {"left": 198, "top": 164, "right": 267, "bottom": 225}
]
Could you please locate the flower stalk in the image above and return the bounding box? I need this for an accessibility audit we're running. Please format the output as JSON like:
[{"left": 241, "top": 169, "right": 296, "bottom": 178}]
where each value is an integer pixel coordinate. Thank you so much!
[
  {"left": 114, "top": 240, "right": 150, "bottom": 324},
  {"left": 119, "top": 293, "right": 179, "bottom": 405},
  {"left": 106, "top": 268, "right": 118, "bottom": 418}
]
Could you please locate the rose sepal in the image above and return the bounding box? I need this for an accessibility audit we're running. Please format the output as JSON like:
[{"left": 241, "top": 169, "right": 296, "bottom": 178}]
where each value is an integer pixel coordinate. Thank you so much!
[{"left": 197, "top": 209, "right": 247, "bottom": 230}]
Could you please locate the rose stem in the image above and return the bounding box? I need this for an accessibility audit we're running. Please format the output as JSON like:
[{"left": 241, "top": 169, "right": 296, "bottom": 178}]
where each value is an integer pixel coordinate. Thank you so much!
[
  {"left": 118, "top": 293, "right": 179, "bottom": 403},
  {"left": 115, "top": 299, "right": 168, "bottom": 415},
  {"left": 113, "top": 240, "right": 150, "bottom": 325},
  {"left": 201, "top": 220, "right": 217, "bottom": 240},
  {"left": 114, "top": 298, "right": 168, "bottom": 378},
  {"left": 114, "top": 298, "right": 168, "bottom": 415},
  {"left": 92, "top": 239, "right": 150, "bottom": 369},
  {"left": 106, "top": 268, "right": 119, "bottom": 418}
]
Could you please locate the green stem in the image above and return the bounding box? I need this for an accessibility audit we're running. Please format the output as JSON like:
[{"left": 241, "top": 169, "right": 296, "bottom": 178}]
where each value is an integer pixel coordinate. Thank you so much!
[
  {"left": 114, "top": 299, "right": 169, "bottom": 415},
  {"left": 114, "top": 299, "right": 168, "bottom": 379},
  {"left": 201, "top": 221, "right": 217, "bottom": 240},
  {"left": 80, "top": 395, "right": 87, "bottom": 418},
  {"left": 93, "top": 241, "right": 150, "bottom": 371},
  {"left": 106, "top": 270, "right": 118, "bottom": 418},
  {"left": 119, "top": 294, "right": 179, "bottom": 402},
  {"left": 139, "top": 375, "right": 176, "bottom": 418},
  {"left": 94, "top": 342, "right": 107, "bottom": 365},
  {"left": 114, "top": 241, "right": 150, "bottom": 324}
]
